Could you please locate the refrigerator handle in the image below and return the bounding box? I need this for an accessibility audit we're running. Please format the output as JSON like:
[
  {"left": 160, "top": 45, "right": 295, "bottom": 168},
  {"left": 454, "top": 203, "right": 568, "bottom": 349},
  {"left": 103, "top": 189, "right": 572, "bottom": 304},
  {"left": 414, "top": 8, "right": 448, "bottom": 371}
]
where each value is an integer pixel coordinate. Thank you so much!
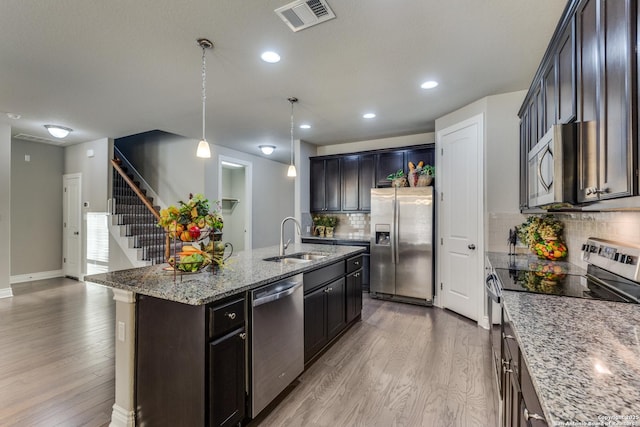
[{"left": 394, "top": 193, "right": 400, "bottom": 264}]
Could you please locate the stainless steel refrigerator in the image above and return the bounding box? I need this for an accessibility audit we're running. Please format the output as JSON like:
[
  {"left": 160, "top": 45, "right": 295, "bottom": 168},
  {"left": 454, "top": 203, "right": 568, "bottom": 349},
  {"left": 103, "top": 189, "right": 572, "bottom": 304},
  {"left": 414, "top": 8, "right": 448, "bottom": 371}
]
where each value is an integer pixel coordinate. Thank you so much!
[{"left": 370, "top": 187, "right": 434, "bottom": 305}]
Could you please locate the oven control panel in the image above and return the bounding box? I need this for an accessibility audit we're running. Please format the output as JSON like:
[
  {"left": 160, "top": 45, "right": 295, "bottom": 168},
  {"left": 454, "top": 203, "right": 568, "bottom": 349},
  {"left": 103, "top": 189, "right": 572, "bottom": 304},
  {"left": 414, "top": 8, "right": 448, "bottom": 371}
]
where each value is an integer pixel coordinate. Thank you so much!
[{"left": 581, "top": 237, "right": 640, "bottom": 282}]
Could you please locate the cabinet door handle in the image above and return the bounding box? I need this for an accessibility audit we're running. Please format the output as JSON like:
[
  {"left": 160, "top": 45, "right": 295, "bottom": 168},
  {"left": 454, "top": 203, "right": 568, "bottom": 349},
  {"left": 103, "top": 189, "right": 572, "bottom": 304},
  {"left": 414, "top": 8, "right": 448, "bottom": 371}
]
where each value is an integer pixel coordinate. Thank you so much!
[
  {"left": 239, "top": 332, "right": 247, "bottom": 340},
  {"left": 502, "top": 333, "right": 515, "bottom": 340},
  {"left": 523, "top": 408, "right": 546, "bottom": 422},
  {"left": 354, "top": 261, "right": 360, "bottom": 265},
  {"left": 226, "top": 312, "right": 236, "bottom": 320},
  {"left": 354, "top": 272, "right": 360, "bottom": 277},
  {"left": 324, "top": 287, "right": 333, "bottom": 293}
]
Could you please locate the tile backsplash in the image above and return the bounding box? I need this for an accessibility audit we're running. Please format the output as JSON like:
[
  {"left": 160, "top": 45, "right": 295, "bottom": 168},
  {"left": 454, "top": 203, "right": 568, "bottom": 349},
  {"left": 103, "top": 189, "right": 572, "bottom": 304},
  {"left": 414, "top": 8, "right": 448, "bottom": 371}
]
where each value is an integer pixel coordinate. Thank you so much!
[
  {"left": 309, "top": 212, "right": 371, "bottom": 239},
  {"left": 488, "top": 211, "right": 640, "bottom": 268}
]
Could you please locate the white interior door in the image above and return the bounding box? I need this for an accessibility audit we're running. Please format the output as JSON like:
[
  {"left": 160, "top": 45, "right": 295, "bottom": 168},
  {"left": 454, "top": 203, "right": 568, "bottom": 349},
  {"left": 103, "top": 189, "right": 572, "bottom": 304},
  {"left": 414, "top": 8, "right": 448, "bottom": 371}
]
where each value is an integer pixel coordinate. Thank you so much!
[
  {"left": 63, "top": 173, "right": 82, "bottom": 279},
  {"left": 218, "top": 156, "right": 253, "bottom": 251},
  {"left": 438, "top": 115, "right": 483, "bottom": 321}
]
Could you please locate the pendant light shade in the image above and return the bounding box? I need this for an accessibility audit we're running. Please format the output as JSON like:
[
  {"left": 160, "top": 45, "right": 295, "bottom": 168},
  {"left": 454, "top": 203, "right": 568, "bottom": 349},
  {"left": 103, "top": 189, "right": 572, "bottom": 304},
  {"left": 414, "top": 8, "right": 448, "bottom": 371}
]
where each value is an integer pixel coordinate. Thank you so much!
[
  {"left": 196, "top": 139, "right": 211, "bottom": 158},
  {"left": 287, "top": 97, "right": 298, "bottom": 178},
  {"left": 196, "top": 38, "right": 213, "bottom": 158}
]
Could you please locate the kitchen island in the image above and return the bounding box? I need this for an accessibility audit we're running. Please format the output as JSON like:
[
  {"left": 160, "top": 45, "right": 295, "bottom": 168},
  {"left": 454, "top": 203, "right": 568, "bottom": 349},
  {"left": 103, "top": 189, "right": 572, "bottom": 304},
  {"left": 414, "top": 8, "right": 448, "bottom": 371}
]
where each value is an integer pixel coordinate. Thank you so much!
[{"left": 85, "top": 243, "right": 365, "bottom": 427}]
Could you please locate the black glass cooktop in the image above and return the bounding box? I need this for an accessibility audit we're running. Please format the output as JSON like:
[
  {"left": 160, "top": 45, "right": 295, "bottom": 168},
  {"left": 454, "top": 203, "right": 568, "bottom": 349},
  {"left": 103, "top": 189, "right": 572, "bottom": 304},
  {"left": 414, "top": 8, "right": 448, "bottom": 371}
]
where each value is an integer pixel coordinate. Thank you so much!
[{"left": 494, "top": 265, "right": 639, "bottom": 303}]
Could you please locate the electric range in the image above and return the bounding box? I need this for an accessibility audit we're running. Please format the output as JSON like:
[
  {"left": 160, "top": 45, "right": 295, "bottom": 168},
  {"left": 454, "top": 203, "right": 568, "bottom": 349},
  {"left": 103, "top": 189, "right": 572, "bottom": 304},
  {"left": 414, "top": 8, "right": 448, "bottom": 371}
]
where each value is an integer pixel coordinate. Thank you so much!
[{"left": 494, "top": 237, "right": 640, "bottom": 304}]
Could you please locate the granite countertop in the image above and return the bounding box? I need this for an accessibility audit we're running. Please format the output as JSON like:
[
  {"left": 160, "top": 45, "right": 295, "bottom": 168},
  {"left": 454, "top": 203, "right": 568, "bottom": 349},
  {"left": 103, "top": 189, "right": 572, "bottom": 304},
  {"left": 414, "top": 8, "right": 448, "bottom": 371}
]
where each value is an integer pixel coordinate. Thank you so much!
[
  {"left": 85, "top": 243, "right": 365, "bottom": 305},
  {"left": 502, "top": 291, "right": 640, "bottom": 425},
  {"left": 486, "top": 251, "right": 586, "bottom": 276}
]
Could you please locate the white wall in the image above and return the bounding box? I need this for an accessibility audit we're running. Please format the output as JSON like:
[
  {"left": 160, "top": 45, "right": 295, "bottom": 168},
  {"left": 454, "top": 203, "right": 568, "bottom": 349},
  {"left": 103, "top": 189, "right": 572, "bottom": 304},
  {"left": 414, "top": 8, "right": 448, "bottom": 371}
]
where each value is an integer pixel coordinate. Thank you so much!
[
  {"left": 206, "top": 145, "right": 294, "bottom": 250},
  {"left": 116, "top": 131, "right": 205, "bottom": 206},
  {"left": 11, "top": 140, "right": 64, "bottom": 276},
  {"left": 64, "top": 138, "right": 111, "bottom": 277},
  {"left": 0, "top": 124, "right": 11, "bottom": 296},
  {"left": 316, "top": 132, "right": 435, "bottom": 156}
]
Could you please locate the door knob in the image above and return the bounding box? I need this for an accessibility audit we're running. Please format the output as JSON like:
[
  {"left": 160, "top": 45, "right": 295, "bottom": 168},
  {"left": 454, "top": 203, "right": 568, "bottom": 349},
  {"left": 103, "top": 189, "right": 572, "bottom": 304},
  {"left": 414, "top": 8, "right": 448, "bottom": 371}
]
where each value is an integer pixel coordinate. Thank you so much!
[
  {"left": 73, "top": 231, "right": 79, "bottom": 235},
  {"left": 468, "top": 244, "right": 476, "bottom": 250}
]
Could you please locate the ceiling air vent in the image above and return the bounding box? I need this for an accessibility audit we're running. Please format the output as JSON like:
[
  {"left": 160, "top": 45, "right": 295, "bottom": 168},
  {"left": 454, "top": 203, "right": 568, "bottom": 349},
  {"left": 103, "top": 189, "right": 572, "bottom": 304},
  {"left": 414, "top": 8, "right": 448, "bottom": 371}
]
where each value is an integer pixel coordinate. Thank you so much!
[
  {"left": 13, "top": 133, "right": 62, "bottom": 145},
  {"left": 275, "top": 0, "right": 336, "bottom": 32}
]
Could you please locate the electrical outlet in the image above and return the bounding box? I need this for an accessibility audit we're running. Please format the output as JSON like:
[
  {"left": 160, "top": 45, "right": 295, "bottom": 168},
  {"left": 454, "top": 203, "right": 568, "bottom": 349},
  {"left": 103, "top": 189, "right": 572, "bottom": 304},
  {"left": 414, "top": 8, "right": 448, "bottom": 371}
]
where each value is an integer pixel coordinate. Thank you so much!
[{"left": 118, "top": 321, "right": 125, "bottom": 341}]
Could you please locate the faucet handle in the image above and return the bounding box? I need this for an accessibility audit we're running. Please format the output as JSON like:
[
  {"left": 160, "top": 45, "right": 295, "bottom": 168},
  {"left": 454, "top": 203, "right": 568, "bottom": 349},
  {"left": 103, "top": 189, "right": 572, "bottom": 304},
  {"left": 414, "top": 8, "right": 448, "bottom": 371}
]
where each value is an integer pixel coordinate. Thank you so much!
[{"left": 283, "top": 239, "right": 292, "bottom": 250}]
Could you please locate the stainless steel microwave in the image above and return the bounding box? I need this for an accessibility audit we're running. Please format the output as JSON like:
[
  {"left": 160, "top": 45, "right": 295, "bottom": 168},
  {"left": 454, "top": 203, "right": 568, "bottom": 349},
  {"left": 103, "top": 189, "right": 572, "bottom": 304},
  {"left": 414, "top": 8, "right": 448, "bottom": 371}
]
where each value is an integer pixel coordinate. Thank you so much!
[{"left": 527, "top": 124, "right": 576, "bottom": 208}]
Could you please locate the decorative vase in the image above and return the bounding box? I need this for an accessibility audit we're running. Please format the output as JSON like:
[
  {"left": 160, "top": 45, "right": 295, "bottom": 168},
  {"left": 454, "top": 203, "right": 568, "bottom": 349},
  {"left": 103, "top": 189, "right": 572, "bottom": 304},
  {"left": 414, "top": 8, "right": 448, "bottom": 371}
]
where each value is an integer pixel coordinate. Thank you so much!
[
  {"left": 325, "top": 226, "right": 334, "bottom": 238},
  {"left": 316, "top": 225, "right": 325, "bottom": 238}
]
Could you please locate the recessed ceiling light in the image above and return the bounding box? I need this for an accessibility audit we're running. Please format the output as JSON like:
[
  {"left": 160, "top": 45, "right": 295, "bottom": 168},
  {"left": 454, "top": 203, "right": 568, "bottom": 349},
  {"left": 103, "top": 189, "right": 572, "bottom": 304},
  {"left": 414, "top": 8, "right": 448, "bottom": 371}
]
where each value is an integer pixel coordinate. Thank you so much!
[
  {"left": 44, "top": 125, "right": 73, "bottom": 138},
  {"left": 259, "top": 145, "right": 276, "bottom": 155},
  {"left": 299, "top": 124, "right": 311, "bottom": 129},
  {"left": 363, "top": 113, "right": 376, "bottom": 119},
  {"left": 6, "top": 113, "right": 21, "bottom": 120},
  {"left": 261, "top": 51, "right": 281, "bottom": 63},
  {"left": 421, "top": 80, "right": 439, "bottom": 89}
]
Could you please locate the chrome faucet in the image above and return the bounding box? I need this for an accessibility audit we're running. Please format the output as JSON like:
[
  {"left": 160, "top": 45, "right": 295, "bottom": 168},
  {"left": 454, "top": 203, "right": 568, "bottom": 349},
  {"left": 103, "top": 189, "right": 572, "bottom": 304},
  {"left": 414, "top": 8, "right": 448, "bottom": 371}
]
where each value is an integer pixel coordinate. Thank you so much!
[{"left": 279, "top": 216, "right": 302, "bottom": 256}]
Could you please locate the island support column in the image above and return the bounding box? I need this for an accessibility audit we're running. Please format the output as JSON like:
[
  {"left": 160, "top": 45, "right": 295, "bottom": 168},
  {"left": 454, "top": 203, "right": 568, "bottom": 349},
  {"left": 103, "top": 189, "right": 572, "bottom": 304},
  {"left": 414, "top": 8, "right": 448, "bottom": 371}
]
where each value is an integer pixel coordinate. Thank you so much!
[{"left": 110, "top": 289, "right": 137, "bottom": 427}]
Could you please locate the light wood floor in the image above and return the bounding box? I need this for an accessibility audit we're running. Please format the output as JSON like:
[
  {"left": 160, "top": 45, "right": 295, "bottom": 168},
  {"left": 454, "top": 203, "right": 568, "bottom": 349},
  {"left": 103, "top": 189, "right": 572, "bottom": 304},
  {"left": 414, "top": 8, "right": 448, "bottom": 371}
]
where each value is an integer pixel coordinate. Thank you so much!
[
  {"left": 258, "top": 296, "right": 499, "bottom": 427},
  {"left": 0, "top": 278, "right": 115, "bottom": 427},
  {"left": 0, "top": 280, "right": 497, "bottom": 427}
]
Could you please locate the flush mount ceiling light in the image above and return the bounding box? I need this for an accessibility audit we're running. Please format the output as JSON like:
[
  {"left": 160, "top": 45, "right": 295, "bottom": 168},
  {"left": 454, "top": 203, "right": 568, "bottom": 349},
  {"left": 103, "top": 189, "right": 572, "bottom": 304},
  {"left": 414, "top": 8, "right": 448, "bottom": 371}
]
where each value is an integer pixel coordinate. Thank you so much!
[
  {"left": 259, "top": 145, "right": 276, "bottom": 155},
  {"left": 421, "top": 80, "right": 439, "bottom": 89},
  {"left": 299, "top": 124, "right": 311, "bottom": 129},
  {"left": 287, "top": 97, "right": 298, "bottom": 178},
  {"left": 261, "top": 51, "right": 281, "bottom": 63},
  {"left": 362, "top": 113, "right": 376, "bottom": 119},
  {"left": 45, "top": 125, "right": 73, "bottom": 138},
  {"left": 196, "top": 38, "right": 214, "bottom": 158},
  {"left": 6, "top": 112, "right": 21, "bottom": 120}
]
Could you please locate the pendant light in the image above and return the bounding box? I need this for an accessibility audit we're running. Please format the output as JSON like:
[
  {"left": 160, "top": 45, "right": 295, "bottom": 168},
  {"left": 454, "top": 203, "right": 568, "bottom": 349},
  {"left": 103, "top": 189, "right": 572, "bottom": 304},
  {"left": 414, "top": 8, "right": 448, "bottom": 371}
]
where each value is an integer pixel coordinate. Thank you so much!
[
  {"left": 287, "top": 97, "right": 298, "bottom": 177},
  {"left": 196, "top": 38, "right": 213, "bottom": 158}
]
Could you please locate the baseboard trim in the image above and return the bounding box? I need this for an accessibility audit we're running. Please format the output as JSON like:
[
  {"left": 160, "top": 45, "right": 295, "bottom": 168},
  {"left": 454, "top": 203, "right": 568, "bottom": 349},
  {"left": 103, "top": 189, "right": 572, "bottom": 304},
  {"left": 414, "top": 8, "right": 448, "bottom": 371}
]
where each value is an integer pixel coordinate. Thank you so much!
[
  {"left": 109, "top": 403, "right": 135, "bottom": 427},
  {"left": 10, "top": 269, "right": 64, "bottom": 284},
  {"left": 0, "top": 287, "right": 14, "bottom": 299}
]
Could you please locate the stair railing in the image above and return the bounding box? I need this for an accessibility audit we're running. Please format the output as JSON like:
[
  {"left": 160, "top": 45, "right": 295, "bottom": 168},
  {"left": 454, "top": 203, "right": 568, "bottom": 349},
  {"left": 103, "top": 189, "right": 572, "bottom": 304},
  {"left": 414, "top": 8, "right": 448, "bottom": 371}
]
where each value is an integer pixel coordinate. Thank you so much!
[{"left": 111, "top": 158, "right": 170, "bottom": 262}]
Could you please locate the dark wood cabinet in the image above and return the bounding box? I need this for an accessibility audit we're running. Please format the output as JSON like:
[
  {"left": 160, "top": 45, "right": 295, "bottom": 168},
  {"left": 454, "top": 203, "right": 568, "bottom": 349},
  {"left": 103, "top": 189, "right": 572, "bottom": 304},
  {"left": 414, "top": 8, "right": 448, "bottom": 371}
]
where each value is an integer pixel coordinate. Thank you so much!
[
  {"left": 310, "top": 158, "right": 341, "bottom": 211},
  {"left": 345, "top": 268, "right": 363, "bottom": 324},
  {"left": 326, "top": 278, "right": 346, "bottom": 341},
  {"left": 311, "top": 145, "right": 434, "bottom": 212},
  {"left": 375, "top": 151, "right": 405, "bottom": 187},
  {"left": 557, "top": 17, "right": 576, "bottom": 124},
  {"left": 136, "top": 295, "right": 247, "bottom": 427},
  {"left": 543, "top": 61, "right": 556, "bottom": 133},
  {"left": 577, "top": 0, "right": 635, "bottom": 202},
  {"left": 304, "top": 284, "right": 328, "bottom": 362},
  {"left": 209, "top": 328, "right": 246, "bottom": 427},
  {"left": 341, "top": 155, "right": 359, "bottom": 211},
  {"left": 304, "top": 277, "right": 346, "bottom": 362},
  {"left": 358, "top": 154, "right": 375, "bottom": 211}
]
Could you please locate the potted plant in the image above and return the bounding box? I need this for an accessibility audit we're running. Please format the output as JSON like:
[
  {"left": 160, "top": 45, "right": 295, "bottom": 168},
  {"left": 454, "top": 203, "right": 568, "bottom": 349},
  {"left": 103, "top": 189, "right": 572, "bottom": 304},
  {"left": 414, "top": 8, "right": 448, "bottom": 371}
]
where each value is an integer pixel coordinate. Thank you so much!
[
  {"left": 417, "top": 164, "right": 435, "bottom": 186},
  {"left": 386, "top": 169, "right": 407, "bottom": 187},
  {"left": 312, "top": 215, "right": 327, "bottom": 237},
  {"left": 324, "top": 216, "right": 339, "bottom": 238}
]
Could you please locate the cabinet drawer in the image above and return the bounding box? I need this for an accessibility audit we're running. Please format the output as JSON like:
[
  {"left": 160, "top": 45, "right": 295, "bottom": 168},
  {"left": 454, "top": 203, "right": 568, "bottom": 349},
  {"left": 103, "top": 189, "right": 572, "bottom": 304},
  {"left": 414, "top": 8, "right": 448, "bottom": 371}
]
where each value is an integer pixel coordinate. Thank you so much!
[
  {"left": 346, "top": 255, "right": 363, "bottom": 274},
  {"left": 304, "top": 260, "right": 345, "bottom": 293},
  {"left": 208, "top": 298, "right": 245, "bottom": 339}
]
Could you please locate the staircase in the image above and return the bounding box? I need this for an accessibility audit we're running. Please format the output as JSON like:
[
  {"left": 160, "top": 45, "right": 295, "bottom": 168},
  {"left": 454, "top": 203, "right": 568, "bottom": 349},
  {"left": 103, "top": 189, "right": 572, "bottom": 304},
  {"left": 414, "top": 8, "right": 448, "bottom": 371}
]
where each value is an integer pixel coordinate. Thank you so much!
[{"left": 111, "top": 158, "right": 171, "bottom": 265}]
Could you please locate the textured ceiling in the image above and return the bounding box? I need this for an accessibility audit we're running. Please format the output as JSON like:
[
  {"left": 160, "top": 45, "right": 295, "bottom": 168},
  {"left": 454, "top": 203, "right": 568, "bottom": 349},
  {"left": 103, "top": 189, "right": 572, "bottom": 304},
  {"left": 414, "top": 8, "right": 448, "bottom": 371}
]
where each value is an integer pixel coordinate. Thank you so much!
[{"left": 0, "top": 0, "right": 567, "bottom": 163}]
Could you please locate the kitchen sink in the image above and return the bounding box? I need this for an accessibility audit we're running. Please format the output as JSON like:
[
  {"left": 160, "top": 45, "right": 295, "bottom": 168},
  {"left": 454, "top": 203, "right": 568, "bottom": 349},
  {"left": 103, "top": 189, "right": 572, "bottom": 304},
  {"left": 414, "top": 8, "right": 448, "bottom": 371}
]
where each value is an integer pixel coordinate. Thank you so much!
[{"left": 263, "top": 252, "right": 328, "bottom": 264}]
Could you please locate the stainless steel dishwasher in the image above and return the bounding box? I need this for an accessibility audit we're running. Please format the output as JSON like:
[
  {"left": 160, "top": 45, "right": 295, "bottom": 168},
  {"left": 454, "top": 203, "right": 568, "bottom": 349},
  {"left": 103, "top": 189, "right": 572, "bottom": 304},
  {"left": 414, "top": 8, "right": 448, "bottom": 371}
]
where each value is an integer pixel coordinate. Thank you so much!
[{"left": 250, "top": 273, "right": 304, "bottom": 417}]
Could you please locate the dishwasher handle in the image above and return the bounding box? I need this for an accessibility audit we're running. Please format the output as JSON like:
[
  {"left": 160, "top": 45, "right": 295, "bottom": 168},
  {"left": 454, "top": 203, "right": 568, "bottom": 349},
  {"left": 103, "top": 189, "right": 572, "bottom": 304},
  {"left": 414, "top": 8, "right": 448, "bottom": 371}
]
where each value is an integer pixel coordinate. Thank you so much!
[{"left": 252, "top": 281, "right": 302, "bottom": 307}]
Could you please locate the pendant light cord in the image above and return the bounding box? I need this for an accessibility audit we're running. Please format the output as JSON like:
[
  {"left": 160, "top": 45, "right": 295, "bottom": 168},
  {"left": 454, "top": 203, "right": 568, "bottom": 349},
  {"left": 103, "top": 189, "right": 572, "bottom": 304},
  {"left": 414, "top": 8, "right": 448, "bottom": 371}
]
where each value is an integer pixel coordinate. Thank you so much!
[
  {"left": 201, "top": 45, "right": 207, "bottom": 141},
  {"left": 290, "top": 100, "right": 294, "bottom": 165}
]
